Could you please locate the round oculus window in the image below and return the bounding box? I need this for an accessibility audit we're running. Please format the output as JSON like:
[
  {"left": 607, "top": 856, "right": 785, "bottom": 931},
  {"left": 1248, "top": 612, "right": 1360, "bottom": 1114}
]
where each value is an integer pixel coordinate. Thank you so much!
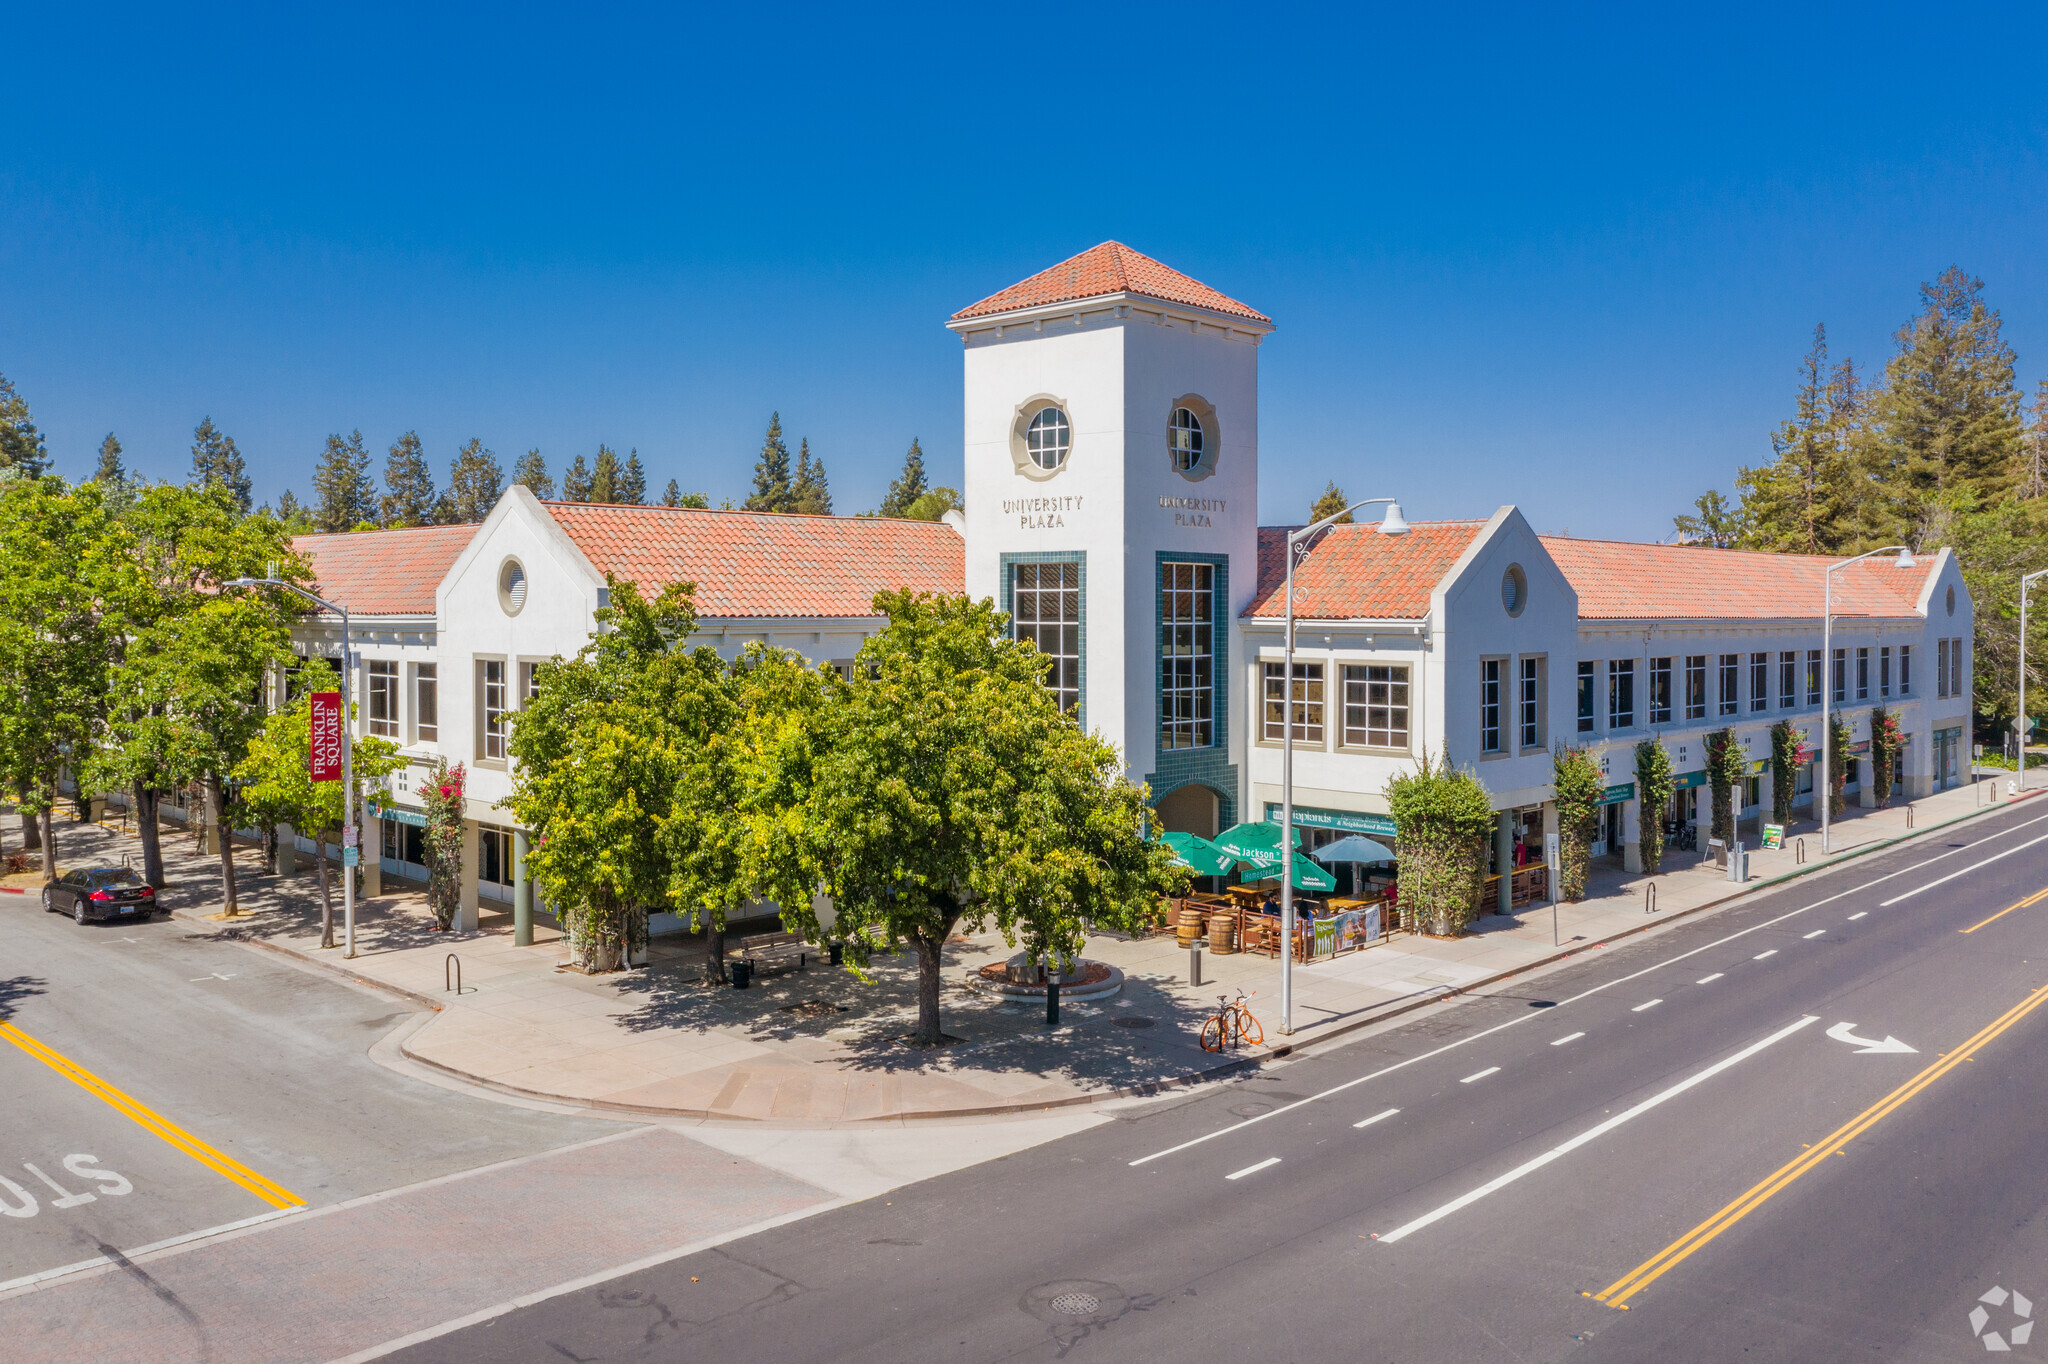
[
  {"left": 1502, "top": 563, "right": 1527, "bottom": 617},
  {"left": 1026, "top": 406, "right": 1071, "bottom": 471},
  {"left": 499, "top": 559, "right": 528, "bottom": 616},
  {"left": 1946, "top": 585, "right": 1956, "bottom": 617},
  {"left": 1168, "top": 407, "right": 1204, "bottom": 473}
]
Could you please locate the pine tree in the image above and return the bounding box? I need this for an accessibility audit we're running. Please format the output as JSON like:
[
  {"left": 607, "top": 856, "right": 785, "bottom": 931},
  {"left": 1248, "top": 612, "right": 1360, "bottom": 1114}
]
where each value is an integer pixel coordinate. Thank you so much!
[
  {"left": 744, "top": 413, "right": 793, "bottom": 512},
  {"left": 1731, "top": 325, "right": 1859, "bottom": 554},
  {"left": 1865, "top": 266, "right": 2024, "bottom": 543},
  {"left": 561, "top": 453, "right": 594, "bottom": 502},
  {"left": 275, "top": 489, "right": 308, "bottom": 527},
  {"left": 663, "top": 478, "right": 683, "bottom": 507},
  {"left": 587, "top": 445, "right": 620, "bottom": 504},
  {"left": 380, "top": 430, "right": 438, "bottom": 526},
  {"left": 618, "top": 448, "right": 647, "bottom": 505},
  {"left": 2024, "top": 379, "right": 2048, "bottom": 500},
  {"left": 1672, "top": 490, "right": 1745, "bottom": 547},
  {"left": 790, "top": 438, "right": 832, "bottom": 514},
  {"left": 312, "top": 430, "right": 378, "bottom": 532},
  {"left": 190, "top": 417, "right": 252, "bottom": 513},
  {"left": 93, "top": 432, "right": 125, "bottom": 485},
  {"left": 0, "top": 373, "right": 49, "bottom": 478},
  {"left": 511, "top": 448, "right": 555, "bottom": 500},
  {"left": 876, "top": 438, "right": 928, "bottom": 517},
  {"left": 442, "top": 438, "right": 504, "bottom": 523},
  {"left": 1310, "top": 481, "right": 1352, "bottom": 524}
]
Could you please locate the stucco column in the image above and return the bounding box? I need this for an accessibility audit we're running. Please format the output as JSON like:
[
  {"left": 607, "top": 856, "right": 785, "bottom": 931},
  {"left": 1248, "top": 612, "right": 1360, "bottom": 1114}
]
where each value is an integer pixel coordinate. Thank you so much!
[
  {"left": 274, "top": 824, "right": 296, "bottom": 876},
  {"left": 1493, "top": 811, "right": 1514, "bottom": 913},
  {"left": 1857, "top": 757, "right": 1881, "bottom": 809},
  {"left": 513, "top": 829, "right": 534, "bottom": 947},
  {"left": 455, "top": 821, "right": 480, "bottom": 932},
  {"left": 1623, "top": 799, "right": 1644, "bottom": 874}
]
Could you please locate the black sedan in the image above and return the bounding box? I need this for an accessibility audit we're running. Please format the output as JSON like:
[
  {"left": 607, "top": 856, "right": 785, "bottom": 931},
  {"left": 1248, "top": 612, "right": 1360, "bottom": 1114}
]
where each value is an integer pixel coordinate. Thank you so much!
[{"left": 43, "top": 866, "right": 158, "bottom": 923}]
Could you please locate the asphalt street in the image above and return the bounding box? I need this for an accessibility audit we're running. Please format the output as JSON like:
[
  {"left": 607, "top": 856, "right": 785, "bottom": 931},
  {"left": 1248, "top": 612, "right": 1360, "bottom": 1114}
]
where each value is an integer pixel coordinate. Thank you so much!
[
  {"left": 0, "top": 886, "right": 618, "bottom": 1290},
  {"left": 398, "top": 800, "right": 2048, "bottom": 1364}
]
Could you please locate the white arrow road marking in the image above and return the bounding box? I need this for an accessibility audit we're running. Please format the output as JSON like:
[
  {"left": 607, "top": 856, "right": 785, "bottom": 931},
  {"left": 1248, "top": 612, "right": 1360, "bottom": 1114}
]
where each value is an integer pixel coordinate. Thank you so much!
[
  {"left": 1377, "top": 1016, "right": 1819, "bottom": 1244},
  {"left": 1826, "top": 1021, "right": 1917, "bottom": 1055}
]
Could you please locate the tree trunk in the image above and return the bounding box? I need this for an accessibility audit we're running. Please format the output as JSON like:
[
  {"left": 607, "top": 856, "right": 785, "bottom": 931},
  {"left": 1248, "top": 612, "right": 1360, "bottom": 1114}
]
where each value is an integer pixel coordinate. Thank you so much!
[
  {"left": 134, "top": 783, "right": 164, "bottom": 888},
  {"left": 38, "top": 803, "right": 55, "bottom": 887},
  {"left": 704, "top": 915, "right": 726, "bottom": 985},
  {"left": 207, "top": 774, "right": 238, "bottom": 916},
  {"left": 20, "top": 781, "right": 39, "bottom": 852},
  {"left": 317, "top": 841, "right": 334, "bottom": 949},
  {"left": 911, "top": 913, "right": 960, "bottom": 1046}
]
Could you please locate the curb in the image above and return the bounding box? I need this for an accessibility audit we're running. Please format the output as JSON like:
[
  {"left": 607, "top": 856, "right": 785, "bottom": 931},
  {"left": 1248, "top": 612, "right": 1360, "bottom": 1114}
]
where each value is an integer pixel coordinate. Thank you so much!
[
  {"left": 148, "top": 790, "right": 2046, "bottom": 1125},
  {"left": 171, "top": 906, "right": 449, "bottom": 1016}
]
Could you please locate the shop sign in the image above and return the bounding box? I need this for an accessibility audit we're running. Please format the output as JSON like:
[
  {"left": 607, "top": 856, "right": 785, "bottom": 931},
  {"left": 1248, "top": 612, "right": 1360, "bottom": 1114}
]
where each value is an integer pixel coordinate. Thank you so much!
[
  {"left": 1265, "top": 803, "right": 1396, "bottom": 838},
  {"left": 375, "top": 804, "right": 428, "bottom": 829},
  {"left": 1312, "top": 905, "right": 1382, "bottom": 957},
  {"left": 1850, "top": 740, "right": 1871, "bottom": 755},
  {"left": 1762, "top": 823, "right": 1786, "bottom": 850},
  {"left": 1599, "top": 783, "right": 1635, "bottom": 805},
  {"left": 1750, "top": 760, "right": 1769, "bottom": 775},
  {"left": 309, "top": 691, "right": 343, "bottom": 782},
  {"left": 1673, "top": 770, "right": 1707, "bottom": 790}
]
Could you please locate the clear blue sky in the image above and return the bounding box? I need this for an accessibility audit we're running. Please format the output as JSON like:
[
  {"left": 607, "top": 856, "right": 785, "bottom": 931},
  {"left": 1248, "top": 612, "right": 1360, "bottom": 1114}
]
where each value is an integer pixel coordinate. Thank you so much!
[{"left": 5, "top": 3, "right": 2046, "bottom": 540}]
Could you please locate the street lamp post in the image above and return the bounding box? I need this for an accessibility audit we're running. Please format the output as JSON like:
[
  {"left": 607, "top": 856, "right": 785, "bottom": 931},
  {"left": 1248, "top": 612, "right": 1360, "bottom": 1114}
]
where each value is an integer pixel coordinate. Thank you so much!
[
  {"left": 2020, "top": 569, "right": 2048, "bottom": 792},
  {"left": 1280, "top": 497, "right": 1409, "bottom": 1035},
  {"left": 1820, "top": 546, "right": 1916, "bottom": 854},
  {"left": 228, "top": 577, "right": 359, "bottom": 958}
]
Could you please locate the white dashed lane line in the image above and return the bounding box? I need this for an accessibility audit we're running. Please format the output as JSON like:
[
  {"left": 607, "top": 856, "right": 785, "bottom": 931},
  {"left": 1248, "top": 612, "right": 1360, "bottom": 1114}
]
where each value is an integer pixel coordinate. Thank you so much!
[
  {"left": 1848, "top": 911, "right": 1868, "bottom": 920},
  {"left": 1353, "top": 1108, "right": 1400, "bottom": 1130},
  {"left": 1227, "top": 1157, "right": 1281, "bottom": 1181},
  {"left": 1461, "top": 1067, "right": 1501, "bottom": 1084},
  {"left": 1632, "top": 999, "right": 1663, "bottom": 1012},
  {"left": 1803, "top": 929, "right": 1827, "bottom": 939},
  {"left": 1697, "top": 973, "right": 1724, "bottom": 984},
  {"left": 1754, "top": 950, "right": 1778, "bottom": 960},
  {"left": 1551, "top": 1032, "right": 1585, "bottom": 1046}
]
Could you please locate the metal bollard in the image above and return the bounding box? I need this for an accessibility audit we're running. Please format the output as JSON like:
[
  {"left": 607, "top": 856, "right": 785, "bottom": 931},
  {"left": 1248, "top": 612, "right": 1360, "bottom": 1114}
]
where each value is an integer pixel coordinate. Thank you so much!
[
  {"left": 1795, "top": 837, "right": 1807, "bottom": 865},
  {"left": 1046, "top": 978, "right": 1060, "bottom": 1026},
  {"left": 1189, "top": 941, "right": 1204, "bottom": 988},
  {"left": 1644, "top": 882, "right": 1658, "bottom": 915},
  {"left": 444, "top": 953, "right": 462, "bottom": 994},
  {"left": 1906, "top": 805, "right": 1915, "bottom": 829}
]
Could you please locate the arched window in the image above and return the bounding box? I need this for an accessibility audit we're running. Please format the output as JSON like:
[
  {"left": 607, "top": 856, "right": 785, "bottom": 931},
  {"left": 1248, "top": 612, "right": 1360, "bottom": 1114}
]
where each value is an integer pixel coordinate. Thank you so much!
[{"left": 1026, "top": 406, "right": 1071, "bottom": 471}]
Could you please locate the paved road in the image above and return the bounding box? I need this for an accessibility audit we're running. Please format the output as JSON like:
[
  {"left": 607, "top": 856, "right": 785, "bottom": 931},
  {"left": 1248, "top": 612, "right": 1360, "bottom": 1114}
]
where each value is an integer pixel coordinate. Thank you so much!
[
  {"left": 0, "top": 888, "right": 619, "bottom": 1290},
  {"left": 400, "top": 801, "right": 2048, "bottom": 1363}
]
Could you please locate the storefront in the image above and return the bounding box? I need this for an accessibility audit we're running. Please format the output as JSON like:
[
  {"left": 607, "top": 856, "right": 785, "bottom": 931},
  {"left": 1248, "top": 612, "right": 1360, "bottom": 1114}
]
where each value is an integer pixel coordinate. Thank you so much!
[
  {"left": 1263, "top": 802, "right": 1397, "bottom": 898},
  {"left": 1932, "top": 726, "right": 1964, "bottom": 791}
]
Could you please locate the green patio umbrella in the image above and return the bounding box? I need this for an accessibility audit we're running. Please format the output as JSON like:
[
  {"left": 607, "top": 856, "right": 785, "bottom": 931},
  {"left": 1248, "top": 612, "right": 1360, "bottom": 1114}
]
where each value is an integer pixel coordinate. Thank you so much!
[
  {"left": 1234, "top": 854, "right": 1337, "bottom": 894},
  {"left": 1212, "top": 820, "right": 1302, "bottom": 862},
  {"left": 1162, "top": 830, "right": 1234, "bottom": 877}
]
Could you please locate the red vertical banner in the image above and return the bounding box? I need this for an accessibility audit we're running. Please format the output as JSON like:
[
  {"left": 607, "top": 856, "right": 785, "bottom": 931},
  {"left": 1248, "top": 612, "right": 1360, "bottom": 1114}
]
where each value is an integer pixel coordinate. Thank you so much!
[{"left": 309, "top": 691, "right": 343, "bottom": 782}]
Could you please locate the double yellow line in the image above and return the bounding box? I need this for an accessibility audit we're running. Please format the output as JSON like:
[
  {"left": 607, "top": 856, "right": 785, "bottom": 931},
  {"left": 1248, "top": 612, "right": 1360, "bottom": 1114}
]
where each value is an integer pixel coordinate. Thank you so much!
[
  {"left": 1594, "top": 977, "right": 2048, "bottom": 1309},
  {"left": 0, "top": 1020, "right": 304, "bottom": 1210},
  {"left": 1960, "top": 886, "right": 2048, "bottom": 934}
]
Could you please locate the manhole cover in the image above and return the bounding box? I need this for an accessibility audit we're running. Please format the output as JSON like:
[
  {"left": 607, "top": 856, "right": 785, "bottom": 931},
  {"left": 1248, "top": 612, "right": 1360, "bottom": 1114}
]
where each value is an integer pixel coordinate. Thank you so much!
[
  {"left": 1051, "top": 1292, "right": 1100, "bottom": 1316},
  {"left": 1021, "top": 1280, "right": 1128, "bottom": 1326},
  {"left": 1111, "top": 1016, "right": 1155, "bottom": 1029},
  {"left": 1229, "top": 1102, "right": 1273, "bottom": 1118}
]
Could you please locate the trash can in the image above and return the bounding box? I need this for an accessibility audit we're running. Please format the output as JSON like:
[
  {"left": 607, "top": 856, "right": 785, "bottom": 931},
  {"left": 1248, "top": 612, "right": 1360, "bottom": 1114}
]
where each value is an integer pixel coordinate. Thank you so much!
[
  {"left": 829, "top": 941, "right": 844, "bottom": 966},
  {"left": 730, "top": 959, "right": 753, "bottom": 989}
]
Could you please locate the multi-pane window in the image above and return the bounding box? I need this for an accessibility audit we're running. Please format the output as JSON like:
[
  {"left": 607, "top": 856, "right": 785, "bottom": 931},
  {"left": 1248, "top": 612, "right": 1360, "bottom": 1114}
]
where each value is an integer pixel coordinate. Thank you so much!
[
  {"left": 1577, "top": 661, "right": 1595, "bottom": 734},
  {"left": 1879, "top": 646, "right": 1892, "bottom": 698},
  {"left": 480, "top": 660, "right": 507, "bottom": 760},
  {"left": 1159, "top": 563, "right": 1213, "bottom": 751},
  {"left": 1608, "top": 659, "right": 1635, "bottom": 730},
  {"left": 1899, "top": 645, "right": 1912, "bottom": 695},
  {"left": 477, "top": 823, "right": 514, "bottom": 887},
  {"left": 1480, "top": 659, "right": 1503, "bottom": 752},
  {"left": 1832, "top": 648, "right": 1847, "bottom": 702},
  {"left": 1264, "top": 662, "right": 1324, "bottom": 743},
  {"left": 519, "top": 661, "right": 541, "bottom": 706},
  {"left": 1519, "top": 657, "right": 1544, "bottom": 750},
  {"left": 1856, "top": 647, "right": 1870, "bottom": 700},
  {"left": 1686, "top": 655, "right": 1707, "bottom": 720},
  {"left": 1012, "top": 562, "right": 1081, "bottom": 714},
  {"left": 1718, "top": 653, "right": 1739, "bottom": 716},
  {"left": 1750, "top": 653, "right": 1769, "bottom": 712},
  {"left": 1938, "top": 638, "right": 1950, "bottom": 697},
  {"left": 1649, "top": 657, "right": 1673, "bottom": 724},
  {"left": 415, "top": 663, "right": 438, "bottom": 743},
  {"left": 1806, "top": 650, "right": 1822, "bottom": 706},
  {"left": 1343, "top": 664, "right": 1409, "bottom": 749},
  {"left": 1025, "top": 407, "right": 1071, "bottom": 471},
  {"left": 366, "top": 659, "right": 399, "bottom": 739},
  {"left": 1167, "top": 408, "right": 1204, "bottom": 473},
  {"left": 1780, "top": 651, "right": 1798, "bottom": 709}
]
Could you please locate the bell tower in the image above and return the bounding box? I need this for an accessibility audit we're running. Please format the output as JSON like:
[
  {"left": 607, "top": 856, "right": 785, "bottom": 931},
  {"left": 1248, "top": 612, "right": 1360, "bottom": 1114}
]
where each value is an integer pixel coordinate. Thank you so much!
[{"left": 946, "top": 242, "right": 1272, "bottom": 832}]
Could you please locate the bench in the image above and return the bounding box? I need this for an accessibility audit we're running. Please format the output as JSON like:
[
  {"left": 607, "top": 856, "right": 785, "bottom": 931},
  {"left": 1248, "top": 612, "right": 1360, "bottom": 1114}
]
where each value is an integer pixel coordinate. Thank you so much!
[{"left": 736, "top": 931, "right": 813, "bottom": 974}]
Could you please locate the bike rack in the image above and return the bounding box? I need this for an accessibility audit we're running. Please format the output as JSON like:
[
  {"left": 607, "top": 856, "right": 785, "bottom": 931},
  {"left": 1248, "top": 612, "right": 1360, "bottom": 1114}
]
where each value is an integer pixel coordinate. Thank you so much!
[
  {"left": 1906, "top": 805, "right": 1915, "bottom": 829},
  {"left": 1644, "top": 882, "right": 1658, "bottom": 915},
  {"left": 1795, "top": 838, "right": 1807, "bottom": 864},
  {"left": 445, "top": 953, "right": 463, "bottom": 994}
]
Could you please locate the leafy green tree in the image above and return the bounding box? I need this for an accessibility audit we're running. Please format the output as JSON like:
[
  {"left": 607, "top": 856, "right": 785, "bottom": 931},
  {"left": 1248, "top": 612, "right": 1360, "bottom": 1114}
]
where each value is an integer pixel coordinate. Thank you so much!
[
  {"left": 902, "top": 487, "right": 962, "bottom": 521},
  {"left": 190, "top": 417, "right": 252, "bottom": 514},
  {"left": 754, "top": 591, "right": 1180, "bottom": 1045},
  {"left": 274, "top": 489, "right": 311, "bottom": 531},
  {"left": 511, "top": 448, "right": 555, "bottom": 500},
  {"left": 561, "top": 452, "right": 594, "bottom": 503},
  {"left": 313, "top": 430, "right": 377, "bottom": 533},
  {"left": 1386, "top": 749, "right": 1495, "bottom": 936},
  {"left": 380, "top": 431, "right": 438, "bottom": 526},
  {"left": 589, "top": 445, "right": 621, "bottom": 504},
  {"left": 443, "top": 437, "right": 503, "bottom": 523},
  {"left": 1310, "top": 481, "right": 1352, "bottom": 524},
  {"left": 234, "top": 657, "right": 402, "bottom": 947},
  {"left": 618, "top": 450, "right": 648, "bottom": 506},
  {"left": 1673, "top": 489, "right": 1745, "bottom": 547},
  {"left": 1705, "top": 728, "right": 1744, "bottom": 845},
  {"left": 790, "top": 438, "right": 831, "bottom": 514},
  {"left": 0, "top": 373, "right": 50, "bottom": 479},
  {"left": 1551, "top": 745, "right": 1600, "bottom": 901},
  {"left": 744, "top": 414, "right": 793, "bottom": 512},
  {"left": 1634, "top": 738, "right": 1674, "bottom": 873},
  {"left": 1768, "top": 718, "right": 1808, "bottom": 825},
  {"left": 876, "top": 438, "right": 928, "bottom": 518}
]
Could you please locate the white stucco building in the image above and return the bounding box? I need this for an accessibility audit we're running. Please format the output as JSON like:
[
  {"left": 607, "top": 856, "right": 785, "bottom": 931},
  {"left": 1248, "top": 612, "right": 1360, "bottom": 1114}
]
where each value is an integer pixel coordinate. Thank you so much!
[{"left": 286, "top": 241, "right": 1977, "bottom": 931}]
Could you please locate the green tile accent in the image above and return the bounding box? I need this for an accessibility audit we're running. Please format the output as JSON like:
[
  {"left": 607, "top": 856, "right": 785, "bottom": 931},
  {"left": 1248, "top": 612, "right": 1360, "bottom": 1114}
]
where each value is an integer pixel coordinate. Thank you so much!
[
  {"left": 999, "top": 550, "right": 1086, "bottom": 733},
  {"left": 1147, "top": 550, "right": 1237, "bottom": 825}
]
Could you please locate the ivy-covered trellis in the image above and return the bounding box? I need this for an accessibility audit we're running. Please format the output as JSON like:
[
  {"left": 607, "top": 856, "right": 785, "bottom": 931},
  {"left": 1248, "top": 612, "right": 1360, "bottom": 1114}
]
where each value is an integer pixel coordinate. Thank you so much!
[
  {"left": 1828, "top": 713, "right": 1854, "bottom": 816},
  {"left": 420, "top": 758, "right": 467, "bottom": 931},
  {"left": 1705, "top": 728, "right": 1746, "bottom": 846},
  {"left": 1769, "top": 718, "right": 1809, "bottom": 825},
  {"left": 1870, "top": 706, "right": 1903, "bottom": 808},
  {"left": 1635, "top": 738, "right": 1675, "bottom": 874},
  {"left": 1552, "top": 744, "right": 1600, "bottom": 901}
]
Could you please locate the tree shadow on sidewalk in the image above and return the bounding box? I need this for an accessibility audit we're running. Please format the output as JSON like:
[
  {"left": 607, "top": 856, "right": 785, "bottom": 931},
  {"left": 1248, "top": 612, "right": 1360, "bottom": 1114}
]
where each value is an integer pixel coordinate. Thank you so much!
[{"left": 0, "top": 975, "right": 47, "bottom": 1021}]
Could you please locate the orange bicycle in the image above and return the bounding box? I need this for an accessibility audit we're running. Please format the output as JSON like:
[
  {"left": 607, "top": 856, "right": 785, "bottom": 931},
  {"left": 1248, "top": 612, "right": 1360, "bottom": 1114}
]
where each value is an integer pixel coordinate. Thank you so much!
[{"left": 1199, "top": 990, "right": 1263, "bottom": 1052}]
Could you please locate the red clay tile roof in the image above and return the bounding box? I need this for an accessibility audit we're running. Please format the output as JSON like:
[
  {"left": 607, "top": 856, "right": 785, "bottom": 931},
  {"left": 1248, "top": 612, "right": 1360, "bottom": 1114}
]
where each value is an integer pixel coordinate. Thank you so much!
[
  {"left": 544, "top": 504, "right": 965, "bottom": 617},
  {"left": 1540, "top": 537, "right": 1934, "bottom": 620},
  {"left": 1243, "top": 521, "right": 1488, "bottom": 620},
  {"left": 293, "top": 524, "right": 481, "bottom": 617},
  {"left": 951, "top": 241, "right": 1271, "bottom": 324}
]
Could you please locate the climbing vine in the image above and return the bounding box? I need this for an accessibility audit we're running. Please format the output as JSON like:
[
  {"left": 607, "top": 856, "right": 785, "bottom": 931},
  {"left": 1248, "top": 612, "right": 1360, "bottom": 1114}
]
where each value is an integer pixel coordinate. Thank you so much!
[
  {"left": 1705, "top": 728, "right": 1745, "bottom": 847},
  {"left": 1829, "top": 713, "right": 1854, "bottom": 816},
  {"left": 1869, "top": 706, "right": 1903, "bottom": 809},
  {"left": 1552, "top": 744, "right": 1600, "bottom": 901},
  {"left": 420, "top": 758, "right": 466, "bottom": 931},
  {"left": 1635, "top": 738, "right": 1674, "bottom": 874},
  {"left": 1769, "top": 718, "right": 1809, "bottom": 825}
]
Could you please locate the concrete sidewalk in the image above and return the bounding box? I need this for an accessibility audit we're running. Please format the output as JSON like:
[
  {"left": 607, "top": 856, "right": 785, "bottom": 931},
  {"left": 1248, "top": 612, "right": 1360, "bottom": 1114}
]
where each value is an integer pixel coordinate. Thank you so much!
[{"left": 14, "top": 778, "right": 2034, "bottom": 1126}]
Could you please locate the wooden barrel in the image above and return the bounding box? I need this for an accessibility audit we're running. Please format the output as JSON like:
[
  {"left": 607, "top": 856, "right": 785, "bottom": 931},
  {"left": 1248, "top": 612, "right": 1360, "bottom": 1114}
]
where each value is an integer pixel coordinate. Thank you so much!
[
  {"left": 1207, "top": 912, "right": 1237, "bottom": 953},
  {"left": 1175, "top": 904, "right": 1207, "bottom": 946}
]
